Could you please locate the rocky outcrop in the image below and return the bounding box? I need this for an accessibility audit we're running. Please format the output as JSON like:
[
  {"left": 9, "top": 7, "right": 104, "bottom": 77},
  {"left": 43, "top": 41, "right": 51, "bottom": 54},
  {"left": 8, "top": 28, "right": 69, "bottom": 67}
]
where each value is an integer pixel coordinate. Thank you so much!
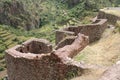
[
  {"left": 5, "top": 34, "right": 88, "bottom": 80},
  {"left": 0, "top": 1, "right": 40, "bottom": 30}
]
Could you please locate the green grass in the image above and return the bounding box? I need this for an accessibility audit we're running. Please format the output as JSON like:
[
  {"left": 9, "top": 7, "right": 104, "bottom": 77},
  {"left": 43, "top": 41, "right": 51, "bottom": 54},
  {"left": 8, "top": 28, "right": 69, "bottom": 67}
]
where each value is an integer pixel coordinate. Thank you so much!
[
  {"left": 116, "top": 20, "right": 120, "bottom": 32},
  {"left": 0, "top": 67, "right": 4, "bottom": 72},
  {"left": 0, "top": 25, "right": 30, "bottom": 76},
  {"left": 0, "top": 25, "right": 29, "bottom": 59},
  {"left": 0, "top": 54, "right": 4, "bottom": 60},
  {"left": 74, "top": 53, "right": 86, "bottom": 61},
  {"left": 74, "top": 46, "right": 95, "bottom": 62}
]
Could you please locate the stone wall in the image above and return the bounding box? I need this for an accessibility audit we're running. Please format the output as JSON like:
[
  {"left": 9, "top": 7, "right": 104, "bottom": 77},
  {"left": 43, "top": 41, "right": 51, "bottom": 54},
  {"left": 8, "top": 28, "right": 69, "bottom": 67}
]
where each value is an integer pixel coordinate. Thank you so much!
[
  {"left": 56, "top": 19, "right": 107, "bottom": 44},
  {"left": 5, "top": 33, "right": 88, "bottom": 80},
  {"left": 55, "top": 36, "right": 76, "bottom": 50},
  {"left": 55, "top": 29, "right": 75, "bottom": 45},
  {"left": 5, "top": 9, "right": 110, "bottom": 80},
  {"left": 97, "top": 10, "right": 120, "bottom": 25},
  {"left": 16, "top": 38, "right": 52, "bottom": 54}
]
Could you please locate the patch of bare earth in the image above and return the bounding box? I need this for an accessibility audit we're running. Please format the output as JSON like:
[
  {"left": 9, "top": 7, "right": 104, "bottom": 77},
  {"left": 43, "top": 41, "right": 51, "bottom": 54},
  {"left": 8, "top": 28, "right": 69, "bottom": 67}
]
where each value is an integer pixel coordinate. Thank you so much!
[{"left": 72, "top": 27, "right": 120, "bottom": 80}]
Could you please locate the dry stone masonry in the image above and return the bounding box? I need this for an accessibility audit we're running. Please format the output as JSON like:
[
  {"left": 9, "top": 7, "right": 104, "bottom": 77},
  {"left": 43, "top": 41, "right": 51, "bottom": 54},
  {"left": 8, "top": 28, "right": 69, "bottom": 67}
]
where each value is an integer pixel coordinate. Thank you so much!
[
  {"left": 5, "top": 8, "right": 113, "bottom": 80},
  {"left": 5, "top": 34, "right": 88, "bottom": 80},
  {"left": 56, "top": 19, "right": 107, "bottom": 44},
  {"left": 97, "top": 8, "right": 120, "bottom": 25}
]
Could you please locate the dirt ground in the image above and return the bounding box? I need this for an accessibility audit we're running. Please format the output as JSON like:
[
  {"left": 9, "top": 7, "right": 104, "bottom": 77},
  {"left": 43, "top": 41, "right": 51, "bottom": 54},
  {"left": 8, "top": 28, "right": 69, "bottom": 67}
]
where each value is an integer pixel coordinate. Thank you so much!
[{"left": 72, "top": 27, "right": 120, "bottom": 80}]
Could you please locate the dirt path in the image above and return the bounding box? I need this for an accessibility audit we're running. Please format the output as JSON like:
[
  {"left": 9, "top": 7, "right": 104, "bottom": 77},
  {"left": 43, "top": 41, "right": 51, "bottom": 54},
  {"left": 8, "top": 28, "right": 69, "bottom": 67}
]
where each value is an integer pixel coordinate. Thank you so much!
[{"left": 72, "top": 27, "right": 120, "bottom": 80}]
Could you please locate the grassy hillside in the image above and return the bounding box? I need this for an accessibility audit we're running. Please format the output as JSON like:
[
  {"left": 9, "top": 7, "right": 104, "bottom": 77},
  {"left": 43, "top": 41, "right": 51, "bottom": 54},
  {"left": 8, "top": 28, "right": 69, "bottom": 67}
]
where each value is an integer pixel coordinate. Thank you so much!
[
  {"left": 0, "top": 0, "right": 119, "bottom": 79},
  {"left": 0, "top": 0, "right": 117, "bottom": 29},
  {"left": 0, "top": 25, "right": 29, "bottom": 77},
  {"left": 0, "top": 0, "right": 118, "bottom": 67},
  {"left": 72, "top": 26, "right": 120, "bottom": 80}
]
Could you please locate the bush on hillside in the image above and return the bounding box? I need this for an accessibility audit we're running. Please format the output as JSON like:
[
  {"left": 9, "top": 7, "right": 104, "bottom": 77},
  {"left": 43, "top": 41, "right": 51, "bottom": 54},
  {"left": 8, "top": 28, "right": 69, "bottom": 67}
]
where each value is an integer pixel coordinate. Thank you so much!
[{"left": 0, "top": 0, "right": 40, "bottom": 30}]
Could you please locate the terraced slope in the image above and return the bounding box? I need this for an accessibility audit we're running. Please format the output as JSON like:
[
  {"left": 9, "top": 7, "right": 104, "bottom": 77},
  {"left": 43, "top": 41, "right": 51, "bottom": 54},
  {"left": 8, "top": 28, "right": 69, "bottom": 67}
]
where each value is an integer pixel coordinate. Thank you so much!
[
  {"left": 0, "top": 27, "right": 29, "bottom": 54},
  {"left": 0, "top": 26, "right": 29, "bottom": 78}
]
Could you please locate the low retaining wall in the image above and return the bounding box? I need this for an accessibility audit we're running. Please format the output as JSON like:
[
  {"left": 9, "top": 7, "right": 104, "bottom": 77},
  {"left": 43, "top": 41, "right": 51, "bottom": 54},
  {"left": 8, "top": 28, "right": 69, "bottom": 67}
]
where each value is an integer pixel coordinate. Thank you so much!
[
  {"left": 56, "top": 19, "right": 107, "bottom": 44},
  {"left": 5, "top": 34, "right": 88, "bottom": 80}
]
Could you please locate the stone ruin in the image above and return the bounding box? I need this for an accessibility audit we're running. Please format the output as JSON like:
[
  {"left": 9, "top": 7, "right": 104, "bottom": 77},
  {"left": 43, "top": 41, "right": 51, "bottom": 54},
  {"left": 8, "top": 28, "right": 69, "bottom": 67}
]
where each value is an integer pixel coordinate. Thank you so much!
[
  {"left": 5, "top": 34, "right": 88, "bottom": 80},
  {"left": 56, "top": 19, "right": 107, "bottom": 44},
  {"left": 5, "top": 12, "right": 110, "bottom": 80},
  {"left": 96, "top": 8, "right": 120, "bottom": 25}
]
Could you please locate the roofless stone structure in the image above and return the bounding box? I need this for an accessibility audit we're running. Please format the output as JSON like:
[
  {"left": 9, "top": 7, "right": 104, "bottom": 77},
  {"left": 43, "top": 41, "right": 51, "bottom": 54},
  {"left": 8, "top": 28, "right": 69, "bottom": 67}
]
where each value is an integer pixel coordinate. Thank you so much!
[
  {"left": 56, "top": 19, "right": 107, "bottom": 44},
  {"left": 5, "top": 9, "right": 110, "bottom": 80},
  {"left": 5, "top": 34, "right": 88, "bottom": 80},
  {"left": 97, "top": 7, "right": 120, "bottom": 25}
]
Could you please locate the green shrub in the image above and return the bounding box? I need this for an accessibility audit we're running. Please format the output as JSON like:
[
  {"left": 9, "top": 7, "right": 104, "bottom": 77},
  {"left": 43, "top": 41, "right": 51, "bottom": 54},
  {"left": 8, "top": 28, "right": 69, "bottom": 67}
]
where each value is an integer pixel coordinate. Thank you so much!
[
  {"left": 0, "top": 40, "right": 3, "bottom": 43},
  {"left": 0, "top": 53, "right": 5, "bottom": 60},
  {"left": 0, "top": 45, "right": 6, "bottom": 53},
  {"left": 116, "top": 20, "right": 120, "bottom": 32},
  {"left": 12, "top": 37, "right": 20, "bottom": 42},
  {"left": 0, "top": 67, "right": 4, "bottom": 72}
]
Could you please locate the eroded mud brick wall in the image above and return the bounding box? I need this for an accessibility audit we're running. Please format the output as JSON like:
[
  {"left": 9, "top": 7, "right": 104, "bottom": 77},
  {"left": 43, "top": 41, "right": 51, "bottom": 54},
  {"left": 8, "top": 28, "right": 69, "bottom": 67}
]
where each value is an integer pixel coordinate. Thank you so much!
[{"left": 56, "top": 19, "right": 107, "bottom": 44}]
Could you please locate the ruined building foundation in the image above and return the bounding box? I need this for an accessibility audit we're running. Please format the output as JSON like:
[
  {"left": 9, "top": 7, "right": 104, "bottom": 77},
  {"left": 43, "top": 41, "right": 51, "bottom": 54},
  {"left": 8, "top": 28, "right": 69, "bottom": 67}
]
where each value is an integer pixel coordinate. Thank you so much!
[
  {"left": 5, "top": 34, "right": 88, "bottom": 80},
  {"left": 56, "top": 19, "right": 107, "bottom": 44},
  {"left": 5, "top": 14, "right": 108, "bottom": 80}
]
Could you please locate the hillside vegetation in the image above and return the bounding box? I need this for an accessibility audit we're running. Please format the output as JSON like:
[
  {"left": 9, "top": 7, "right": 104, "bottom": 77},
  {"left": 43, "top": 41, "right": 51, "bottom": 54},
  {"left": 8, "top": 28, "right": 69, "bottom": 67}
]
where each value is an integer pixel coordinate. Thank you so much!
[
  {"left": 0, "top": 0, "right": 119, "bottom": 30},
  {"left": 0, "top": 0, "right": 120, "bottom": 79},
  {"left": 73, "top": 25, "right": 120, "bottom": 80},
  {"left": 0, "top": 25, "right": 29, "bottom": 75},
  {"left": 0, "top": 0, "right": 40, "bottom": 30}
]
